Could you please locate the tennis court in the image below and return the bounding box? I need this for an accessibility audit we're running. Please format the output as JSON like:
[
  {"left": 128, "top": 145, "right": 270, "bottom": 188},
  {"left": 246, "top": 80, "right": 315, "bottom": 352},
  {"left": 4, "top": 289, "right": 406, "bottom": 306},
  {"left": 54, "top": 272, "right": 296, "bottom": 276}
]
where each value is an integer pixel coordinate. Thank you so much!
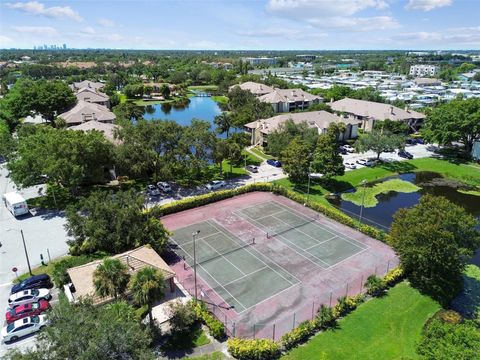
[
  {"left": 170, "top": 220, "right": 299, "bottom": 313},
  {"left": 236, "top": 201, "right": 368, "bottom": 269}
]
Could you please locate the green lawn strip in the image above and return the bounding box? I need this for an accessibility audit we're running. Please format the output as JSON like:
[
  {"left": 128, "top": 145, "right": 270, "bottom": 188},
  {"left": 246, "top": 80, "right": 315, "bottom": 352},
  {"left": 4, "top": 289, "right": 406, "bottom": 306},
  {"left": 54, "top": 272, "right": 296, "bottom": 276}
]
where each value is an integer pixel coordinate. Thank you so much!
[
  {"left": 134, "top": 96, "right": 187, "bottom": 106},
  {"left": 211, "top": 95, "right": 228, "bottom": 104},
  {"left": 457, "top": 189, "right": 480, "bottom": 196},
  {"left": 282, "top": 282, "right": 440, "bottom": 360},
  {"left": 341, "top": 179, "right": 420, "bottom": 207},
  {"left": 249, "top": 147, "right": 274, "bottom": 160},
  {"left": 188, "top": 352, "right": 226, "bottom": 360},
  {"left": 451, "top": 264, "right": 480, "bottom": 318},
  {"left": 408, "top": 158, "right": 480, "bottom": 187},
  {"left": 188, "top": 85, "right": 219, "bottom": 91},
  {"left": 162, "top": 326, "right": 210, "bottom": 351}
]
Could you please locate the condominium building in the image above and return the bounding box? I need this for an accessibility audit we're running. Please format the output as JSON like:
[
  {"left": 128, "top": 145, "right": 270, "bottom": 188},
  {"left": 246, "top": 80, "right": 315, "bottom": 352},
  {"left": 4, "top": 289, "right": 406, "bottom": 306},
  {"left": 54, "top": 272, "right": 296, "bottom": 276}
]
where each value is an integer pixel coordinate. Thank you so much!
[{"left": 409, "top": 65, "right": 439, "bottom": 77}]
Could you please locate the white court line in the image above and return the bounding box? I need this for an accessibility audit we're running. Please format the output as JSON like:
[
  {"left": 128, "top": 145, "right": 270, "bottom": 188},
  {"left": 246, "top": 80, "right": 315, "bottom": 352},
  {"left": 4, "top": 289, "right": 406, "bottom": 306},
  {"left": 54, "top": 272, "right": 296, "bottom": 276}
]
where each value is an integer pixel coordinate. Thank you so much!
[
  {"left": 208, "top": 219, "right": 301, "bottom": 285},
  {"left": 199, "top": 235, "right": 247, "bottom": 276},
  {"left": 237, "top": 210, "right": 329, "bottom": 269},
  {"left": 253, "top": 209, "right": 288, "bottom": 222},
  {"left": 222, "top": 266, "right": 268, "bottom": 287},
  {"left": 304, "top": 235, "right": 338, "bottom": 251},
  {"left": 170, "top": 236, "right": 248, "bottom": 312},
  {"left": 326, "top": 247, "right": 370, "bottom": 269}
]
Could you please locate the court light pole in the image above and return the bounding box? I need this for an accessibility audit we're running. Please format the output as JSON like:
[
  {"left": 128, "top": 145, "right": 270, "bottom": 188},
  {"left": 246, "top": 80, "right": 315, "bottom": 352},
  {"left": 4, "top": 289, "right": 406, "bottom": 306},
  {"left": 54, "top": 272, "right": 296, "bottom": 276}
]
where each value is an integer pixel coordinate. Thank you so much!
[
  {"left": 358, "top": 179, "right": 367, "bottom": 224},
  {"left": 306, "top": 162, "right": 313, "bottom": 203},
  {"left": 6, "top": 228, "right": 33, "bottom": 275},
  {"left": 192, "top": 230, "right": 200, "bottom": 301}
]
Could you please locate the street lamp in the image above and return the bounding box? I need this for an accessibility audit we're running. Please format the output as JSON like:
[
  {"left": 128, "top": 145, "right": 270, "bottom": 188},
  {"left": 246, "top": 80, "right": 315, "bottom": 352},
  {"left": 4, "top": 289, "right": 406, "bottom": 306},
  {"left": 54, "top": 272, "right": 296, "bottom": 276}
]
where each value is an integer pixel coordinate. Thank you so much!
[
  {"left": 5, "top": 228, "right": 32, "bottom": 275},
  {"left": 306, "top": 162, "right": 313, "bottom": 204},
  {"left": 192, "top": 230, "right": 200, "bottom": 301},
  {"left": 358, "top": 179, "right": 367, "bottom": 224}
]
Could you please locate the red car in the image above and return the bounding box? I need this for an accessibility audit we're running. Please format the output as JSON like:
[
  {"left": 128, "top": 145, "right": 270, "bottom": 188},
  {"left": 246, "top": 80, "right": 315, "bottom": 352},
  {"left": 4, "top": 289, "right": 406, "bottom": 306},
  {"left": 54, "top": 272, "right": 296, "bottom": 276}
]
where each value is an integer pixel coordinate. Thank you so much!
[{"left": 6, "top": 299, "right": 50, "bottom": 324}]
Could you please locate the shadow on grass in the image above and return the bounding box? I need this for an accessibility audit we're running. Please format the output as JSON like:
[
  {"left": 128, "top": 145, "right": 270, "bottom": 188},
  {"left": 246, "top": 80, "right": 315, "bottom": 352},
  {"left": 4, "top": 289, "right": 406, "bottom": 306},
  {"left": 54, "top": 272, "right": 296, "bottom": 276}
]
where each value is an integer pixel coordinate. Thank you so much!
[
  {"left": 433, "top": 148, "right": 472, "bottom": 165},
  {"left": 451, "top": 265, "right": 480, "bottom": 319},
  {"left": 161, "top": 324, "right": 209, "bottom": 353},
  {"left": 320, "top": 179, "right": 354, "bottom": 193},
  {"left": 379, "top": 161, "right": 417, "bottom": 174}
]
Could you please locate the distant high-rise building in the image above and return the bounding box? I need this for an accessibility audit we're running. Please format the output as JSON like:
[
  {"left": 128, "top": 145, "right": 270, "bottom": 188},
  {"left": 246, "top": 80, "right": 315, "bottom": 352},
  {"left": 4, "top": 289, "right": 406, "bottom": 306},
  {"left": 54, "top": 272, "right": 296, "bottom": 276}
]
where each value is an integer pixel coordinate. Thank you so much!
[{"left": 63, "top": 44, "right": 67, "bottom": 50}]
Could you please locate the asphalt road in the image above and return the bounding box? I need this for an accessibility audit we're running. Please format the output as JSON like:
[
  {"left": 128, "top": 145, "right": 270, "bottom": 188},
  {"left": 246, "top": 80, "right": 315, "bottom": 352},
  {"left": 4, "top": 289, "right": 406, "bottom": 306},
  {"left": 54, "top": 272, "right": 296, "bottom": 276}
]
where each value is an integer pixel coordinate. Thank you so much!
[{"left": 0, "top": 164, "right": 69, "bottom": 356}]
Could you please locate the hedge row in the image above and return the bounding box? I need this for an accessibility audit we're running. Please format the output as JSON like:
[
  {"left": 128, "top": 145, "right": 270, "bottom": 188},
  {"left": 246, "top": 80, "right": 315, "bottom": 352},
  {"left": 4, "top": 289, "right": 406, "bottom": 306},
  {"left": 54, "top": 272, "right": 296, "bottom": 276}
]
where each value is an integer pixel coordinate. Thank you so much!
[
  {"left": 149, "top": 182, "right": 386, "bottom": 242},
  {"left": 227, "top": 338, "right": 281, "bottom": 360},
  {"left": 193, "top": 302, "right": 226, "bottom": 340},
  {"left": 278, "top": 267, "right": 405, "bottom": 352}
]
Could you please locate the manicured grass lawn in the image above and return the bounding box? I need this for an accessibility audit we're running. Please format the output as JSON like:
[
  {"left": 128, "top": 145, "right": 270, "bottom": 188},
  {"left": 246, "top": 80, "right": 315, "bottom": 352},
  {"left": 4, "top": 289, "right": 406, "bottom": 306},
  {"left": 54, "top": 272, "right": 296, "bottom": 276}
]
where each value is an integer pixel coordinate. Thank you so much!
[
  {"left": 211, "top": 95, "right": 228, "bottom": 104},
  {"left": 188, "top": 85, "right": 219, "bottom": 91},
  {"left": 161, "top": 326, "right": 210, "bottom": 351},
  {"left": 134, "top": 96, "right": 187, "bottom": 106},
  {"left": 282, "top": 282, "right": 440, "bottom": 360},
  {"left": 217, "top": 151, "right": 262, "bottom": 179},
  {"left": 341, "top": 179, "right": 420, "bottom": 207},
  {"left": 188, "top": 352, "right": 226, "bottom": 360},
  {"left": 458, "top": 189, "right": 480, "bottom": 196},
  {"left": 249, "top": 147, "right": 274, "bottom": 160}
]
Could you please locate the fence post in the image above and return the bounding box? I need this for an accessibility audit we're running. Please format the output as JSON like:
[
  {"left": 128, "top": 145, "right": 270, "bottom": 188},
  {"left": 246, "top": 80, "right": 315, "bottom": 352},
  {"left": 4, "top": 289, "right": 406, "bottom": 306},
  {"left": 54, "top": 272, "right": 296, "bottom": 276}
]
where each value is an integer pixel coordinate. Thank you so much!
[
  {"left": 311, "top": 301, "right": 315, "bottom": 320},
  {"left": 345, "top": 282, "right": 349, "bottom": 297},
  {"left": 253, "top": 324, "right": 256, "bottom": 339},
  {"left": 360, "top": 275, "right": 363, "bottom": 293},
  {"left": 375, "top": 266, "right": 377, "bottom": 275},
  {"left": 272, "top": 324, "right": 276, "bottom": 341},
  {"left": 387, "top": 260, "right": 390, "bottom": 273},
  {"left": 292, "top": 313, "right": 296, "bottom": 330},
  {"left": 225, "top": 314, "right": 227, "bottom": 325},
  {"left": 233, "top": 322, "right": 236, "bottom": 337},
  {"left": 329, "top": 291, "right": 333, "bottom": 307}
]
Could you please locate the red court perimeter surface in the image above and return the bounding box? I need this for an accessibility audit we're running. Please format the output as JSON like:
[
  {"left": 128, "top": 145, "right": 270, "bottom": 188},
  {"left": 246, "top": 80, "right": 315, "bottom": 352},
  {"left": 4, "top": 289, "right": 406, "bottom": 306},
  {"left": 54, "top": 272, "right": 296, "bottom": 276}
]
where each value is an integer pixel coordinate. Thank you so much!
[{"left": 161, "top": 192, "right": 398, "bottom": 339}]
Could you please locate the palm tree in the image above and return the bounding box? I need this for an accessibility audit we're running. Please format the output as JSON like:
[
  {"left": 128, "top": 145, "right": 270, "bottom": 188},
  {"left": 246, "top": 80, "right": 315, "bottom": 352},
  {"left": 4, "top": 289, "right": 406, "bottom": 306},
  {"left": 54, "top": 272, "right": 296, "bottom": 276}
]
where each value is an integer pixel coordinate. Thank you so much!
[
  {"left": 128, "top": 266, "right": 165, "bottom": 327},
  {"left": 93, "top": 257, "right": 130, "bottom": 300},
  {"left": 214, "top": 112, "right": 232, "bottom": 138}
]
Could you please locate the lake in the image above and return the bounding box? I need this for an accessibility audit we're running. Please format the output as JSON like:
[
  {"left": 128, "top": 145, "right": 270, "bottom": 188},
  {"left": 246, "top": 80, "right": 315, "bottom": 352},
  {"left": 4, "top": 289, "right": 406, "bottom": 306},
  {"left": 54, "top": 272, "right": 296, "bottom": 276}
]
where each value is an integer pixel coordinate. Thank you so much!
[
  {"left": 142, "top": 95, "right": 223, "bottom": 132},
  {"left": 328, "top": 172, "right": 480, "bottom": 230}
]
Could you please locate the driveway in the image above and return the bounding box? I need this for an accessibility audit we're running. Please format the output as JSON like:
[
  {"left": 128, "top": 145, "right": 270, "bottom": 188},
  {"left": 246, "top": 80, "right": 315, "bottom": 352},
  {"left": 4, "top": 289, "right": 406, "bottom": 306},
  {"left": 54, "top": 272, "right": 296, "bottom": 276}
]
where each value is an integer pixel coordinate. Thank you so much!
[{"left": 0, "top": 164, "right": 69, "bottom": 356}]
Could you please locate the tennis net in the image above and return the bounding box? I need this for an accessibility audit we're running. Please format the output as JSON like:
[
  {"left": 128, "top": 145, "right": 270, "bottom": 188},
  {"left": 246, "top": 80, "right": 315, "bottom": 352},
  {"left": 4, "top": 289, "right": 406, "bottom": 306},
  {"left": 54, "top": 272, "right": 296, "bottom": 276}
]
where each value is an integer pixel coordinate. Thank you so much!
[{"left": 263, "top": 214, "right": 320, "bottom": 239}]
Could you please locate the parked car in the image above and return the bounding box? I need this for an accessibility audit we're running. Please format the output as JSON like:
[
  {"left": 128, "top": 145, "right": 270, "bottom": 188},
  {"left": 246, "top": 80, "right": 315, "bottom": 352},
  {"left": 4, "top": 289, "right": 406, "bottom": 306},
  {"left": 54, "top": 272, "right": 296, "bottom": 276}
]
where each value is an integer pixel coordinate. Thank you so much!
[
  {"left": 266, "top": 159, "right": 282, "bottom": 167},
  {"left": 157, "top": 182, "right": 172, "bottom": 193},
  {"left": 6, "top": 300, "right": 50, "bottom": 324},
  {"left": 398, "top": 150, "right": 413, "bottom": 159},
  {"left": 1, "top": 315, "right": 48, "bottom": 343},
  {"left": 356, "top": 158, "right": 377, "bottom": 167},
  {"left": 146, "top": 184, "right": 160, "bottom": 196},
  {"left": 8, "top": 289, "right": 51, "bottom": 309},
  {"left": 246, "top": 165, "right": 259, "bottom": 173},
  {"left": 338, "top": 146, "right": 347, "bottom": 155},
  {"left": 11, "top": 274, "right": 52, "bottom": 294},
  {"left": 343, "top": 145, "right": 355, "bottom": 153},
  {"left": 344, "top": 161, "right": 357, "bottom": 169},
  {"left": 206, "top": 180, "right": 226, "bottom": 190}
]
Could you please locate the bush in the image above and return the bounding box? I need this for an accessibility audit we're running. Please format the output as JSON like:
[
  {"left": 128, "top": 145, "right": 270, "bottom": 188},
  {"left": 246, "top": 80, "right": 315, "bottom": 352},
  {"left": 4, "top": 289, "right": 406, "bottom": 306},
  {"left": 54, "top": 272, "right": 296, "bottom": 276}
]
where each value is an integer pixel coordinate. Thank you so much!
[
  {"left": 51, "top": 253, "right": 106, "bottom": 287},
  {"left": 134, "top": 304, "right": 149, "bottom": 321},
  {"left": 168, "top": 300, "right": 198, "bottom": 334},
  {"left": 383, "top": 267, "right": 404, "bottom": 287},
  {"left": 314, "top": 304, "right": 335, "bottom": 329},
  {"left": 332, "top": 295, "right": 364, "bottom": 318},
  {"left": 193, "top": 302, "right": 226, "bottom": 340},
  {"left": 281, "top": 320, "right": 316, "bottom": 350},
  {"left": 227, "top": 338, "right": 280, "bottom": 360},
  {"left": 365, "top": 275, "right": 386, "bottom": 296}
]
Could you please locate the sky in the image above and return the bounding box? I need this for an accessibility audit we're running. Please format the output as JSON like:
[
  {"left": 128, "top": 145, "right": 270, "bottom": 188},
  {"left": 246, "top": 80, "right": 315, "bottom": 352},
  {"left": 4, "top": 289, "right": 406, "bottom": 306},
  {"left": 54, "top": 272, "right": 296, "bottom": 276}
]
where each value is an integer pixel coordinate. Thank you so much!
[{"left": 0, "top": 0, "right": 479, "bottom": 50}]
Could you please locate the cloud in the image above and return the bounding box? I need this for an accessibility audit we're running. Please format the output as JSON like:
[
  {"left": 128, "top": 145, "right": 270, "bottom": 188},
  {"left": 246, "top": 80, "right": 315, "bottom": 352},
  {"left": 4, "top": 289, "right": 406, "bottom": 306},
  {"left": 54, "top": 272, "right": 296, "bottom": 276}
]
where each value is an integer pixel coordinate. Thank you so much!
[
  {"left": 98, "top": 18, "right": 115, "bottom": 27},
  {"left": 12, "top": 25, "right": 57, "bottom": 36},
  {"left": 81, "top": 26, "right": 95, "bottom": 35},
  {"left": 391, "top": 26, "right": 480, "bottom": 45},
  {"left": 405, "top": 0, "right": 453, "bottom": 11},
  {"left": 265, "top": 0, "right": 397, "bottom": 32},
  {"left": 0, "top": 35, "right": 14, "bottom": 46},
  {"left": 237, "top": 27, "right": 327, "bottom": 40},
  {"left": 5, "top": 1, "right": 83, "bottom": 21}
]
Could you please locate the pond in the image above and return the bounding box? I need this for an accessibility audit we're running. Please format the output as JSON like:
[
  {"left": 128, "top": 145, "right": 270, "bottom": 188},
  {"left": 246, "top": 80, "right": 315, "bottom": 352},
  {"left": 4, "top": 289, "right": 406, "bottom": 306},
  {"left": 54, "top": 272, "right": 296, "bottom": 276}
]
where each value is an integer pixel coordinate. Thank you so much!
[
  {"left": 327, "top": 172, "right": 480, "bottom": 230},
  {"left": 142, "top": 95, "right": 224, "bottom": 133}
]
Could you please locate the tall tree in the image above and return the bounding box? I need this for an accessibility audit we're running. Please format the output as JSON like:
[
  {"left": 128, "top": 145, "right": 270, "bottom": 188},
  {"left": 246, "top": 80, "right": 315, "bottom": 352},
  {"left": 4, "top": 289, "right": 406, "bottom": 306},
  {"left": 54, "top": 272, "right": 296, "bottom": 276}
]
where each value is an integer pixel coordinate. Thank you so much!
[
  {"left": 129, "top": 266, "right": 165, "bottom": 327},
  {"left": 160, "top": 84, "right": 171, "bottom": 99},
  {"left": 311, "top": 123, "right": 345, "bottom": 179},
  {"left": 5, "top": 298, "right": 155, "bottom": 360},
  {"left": 93, "top": 257, "right": 130, "bottom": 300},
  {"left": 214, "top": 112, "right": 233, "bottom": 138},
  {"left": 389, "top": 195, "right": 479, "bottom": 303},
  {"left": 281, "top": 137, "right": 311, "bottom": 183},
  {"left": 113, "top": 101, "right": 145, "bottom": 122},
  {"left": 267, "top": 119, "right": 318, "bottom": 157},
  {"left": 423, "top": 98, "right": 480, "bottom": 153},
  {"left": 355, "top": 130, "right": 405, "bottom": 160},
  {"left": 65, "top": 190, "right": 169, "bottom": 255}
]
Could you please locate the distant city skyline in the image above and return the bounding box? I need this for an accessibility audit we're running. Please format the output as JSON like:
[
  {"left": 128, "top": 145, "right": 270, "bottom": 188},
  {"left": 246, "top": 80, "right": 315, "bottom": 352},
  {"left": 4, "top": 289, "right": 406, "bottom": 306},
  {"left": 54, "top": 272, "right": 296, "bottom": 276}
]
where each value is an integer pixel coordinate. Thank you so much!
[{"left": 0, "top": 0, "right": 479, "bottom": 50}]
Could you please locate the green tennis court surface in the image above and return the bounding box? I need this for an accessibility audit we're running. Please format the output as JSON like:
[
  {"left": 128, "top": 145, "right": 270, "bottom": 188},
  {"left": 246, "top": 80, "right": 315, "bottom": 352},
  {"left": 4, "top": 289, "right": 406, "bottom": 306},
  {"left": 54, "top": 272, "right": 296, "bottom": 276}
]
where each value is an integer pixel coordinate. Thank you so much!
[
  {"left": 170, "top": 220, "right": 299, "bottom": 313},
  {"left": 237, "top": 201, "right": 368, "bottom": 268}
]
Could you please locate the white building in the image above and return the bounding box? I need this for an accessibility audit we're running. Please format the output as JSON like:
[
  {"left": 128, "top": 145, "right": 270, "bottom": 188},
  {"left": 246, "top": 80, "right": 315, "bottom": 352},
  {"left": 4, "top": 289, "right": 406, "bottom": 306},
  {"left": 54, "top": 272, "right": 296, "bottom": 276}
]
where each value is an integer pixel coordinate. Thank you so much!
[
  {"left": 241, "top": 57, "right": 277, "bottom": 66},
  {"left": 409, "top": 65, "right": 439, "bottom": 77}
]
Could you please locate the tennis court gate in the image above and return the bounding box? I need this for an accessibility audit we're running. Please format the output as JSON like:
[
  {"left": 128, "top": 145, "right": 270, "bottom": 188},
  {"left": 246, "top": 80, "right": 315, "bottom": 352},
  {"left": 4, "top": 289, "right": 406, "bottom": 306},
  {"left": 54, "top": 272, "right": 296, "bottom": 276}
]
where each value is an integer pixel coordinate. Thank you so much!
[{"left": 176, "top": 257, "right": 399, "bottom": 340}]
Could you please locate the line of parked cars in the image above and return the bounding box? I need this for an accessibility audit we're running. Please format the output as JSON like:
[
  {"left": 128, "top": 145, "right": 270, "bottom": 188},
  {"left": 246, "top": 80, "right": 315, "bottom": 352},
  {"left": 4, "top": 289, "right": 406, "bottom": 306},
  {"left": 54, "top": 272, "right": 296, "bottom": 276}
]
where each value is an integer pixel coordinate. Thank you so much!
[
  {"left": 1, "top": 274, "right": 53, "bottom": 343},
  {"left": 146, "top": 182, "right": 173, "bottom": 196}
]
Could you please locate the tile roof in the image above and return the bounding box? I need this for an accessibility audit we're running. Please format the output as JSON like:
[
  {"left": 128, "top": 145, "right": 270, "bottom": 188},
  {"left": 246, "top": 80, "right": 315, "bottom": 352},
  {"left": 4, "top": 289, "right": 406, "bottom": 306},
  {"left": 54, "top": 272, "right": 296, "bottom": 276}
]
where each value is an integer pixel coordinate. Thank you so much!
[
  {"left": 229, "top": 81, "right": 275, "bottom": 96},
  {"left": 69, "top": 120, "right": 121, "bottom": 144},
  {"left": 71, "top": 80, "right": 104, "bottom": 91},
  {"left": 67, "top": 246, "right": 175, "bottom": 305},
  {"left": 59, "top": 100, "right": 116, "bottom": 125},
  {"left": 75, "top": 87, "right": 109, "bottom": 103},
  {"left": 258, "top": 88, "right": 322, "bottom": 103}
]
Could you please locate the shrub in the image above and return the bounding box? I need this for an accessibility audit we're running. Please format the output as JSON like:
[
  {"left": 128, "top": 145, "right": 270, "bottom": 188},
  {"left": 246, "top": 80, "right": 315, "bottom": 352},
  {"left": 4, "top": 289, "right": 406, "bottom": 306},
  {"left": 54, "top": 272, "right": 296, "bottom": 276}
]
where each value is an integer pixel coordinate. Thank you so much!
[
  {"left": 383, "top": 266, "right": 404, "bottom": 287},
  {"left": 314, "top": 304, "right": 335, "bottom": 329},
  {"left": 168, "top": 300, "right": 198, "bottom": 334},
  {"left": 227, "top": 338, "right": 280, "bottom": 360},
  {"left": 281, "top": 320, "right": 316, "bottom": 350},
  {"left": 332, "top": 295, "right": 364, "bottom": 318},
  {"left": 192, "top": 302, "right": 226, "bottom": 340},
  {"left": 365, "top": 275, "right": 386, "bottom": 296},
  {"left": 51, "top": 253, "right": 106, "bottom": 287},
  {"left": 134, "top": 304, "right": 149, "bottom": 321}
]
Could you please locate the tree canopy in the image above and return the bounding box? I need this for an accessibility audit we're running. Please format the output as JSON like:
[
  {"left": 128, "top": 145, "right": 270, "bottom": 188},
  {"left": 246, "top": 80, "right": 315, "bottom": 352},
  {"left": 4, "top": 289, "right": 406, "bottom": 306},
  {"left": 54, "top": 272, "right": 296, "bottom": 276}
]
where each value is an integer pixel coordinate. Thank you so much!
[
  {"left": 389, "top": 194, "right": 480, "bottom": 303},
  {"left": 65, "top": 189, "right": 169, "bottom": 255},
  {"left": 267, "top": 119, "right": 318, "bottom": 157},
  {"left": 93, "top": 257, "right": 130, "bottom": 300},
  {"left": 355, "top": 130, "right": 405, "bottom": 159},
  {"left": 423, "top": 98, "right": 480, "bottom": 153},
  {"left": 281, "top": 137, "right": 311, "bottom": 184},
  {"left": 311, "top": 123, "right": 345, "bottom": 179}
]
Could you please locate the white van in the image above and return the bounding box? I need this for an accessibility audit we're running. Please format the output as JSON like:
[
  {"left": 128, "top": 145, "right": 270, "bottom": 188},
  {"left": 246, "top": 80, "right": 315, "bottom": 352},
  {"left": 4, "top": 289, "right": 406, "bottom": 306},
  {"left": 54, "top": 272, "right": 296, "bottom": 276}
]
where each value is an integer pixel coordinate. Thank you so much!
[{"left": 2, "top": 192, "right": 29, "bottom": 217}]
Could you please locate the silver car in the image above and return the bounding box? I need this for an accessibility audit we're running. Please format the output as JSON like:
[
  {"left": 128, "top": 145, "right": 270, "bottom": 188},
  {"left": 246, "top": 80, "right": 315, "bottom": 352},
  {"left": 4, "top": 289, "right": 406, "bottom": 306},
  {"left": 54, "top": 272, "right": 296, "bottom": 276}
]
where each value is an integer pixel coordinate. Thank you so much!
[
  {"left": 8, "top": 288, "right": 51, "bottom": 309},
  {"left": 1, "top": 315, "right": 48, "bottom": 343},
  {"left": 206, "top": 180, "right": 226, "bottom": 190}
]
